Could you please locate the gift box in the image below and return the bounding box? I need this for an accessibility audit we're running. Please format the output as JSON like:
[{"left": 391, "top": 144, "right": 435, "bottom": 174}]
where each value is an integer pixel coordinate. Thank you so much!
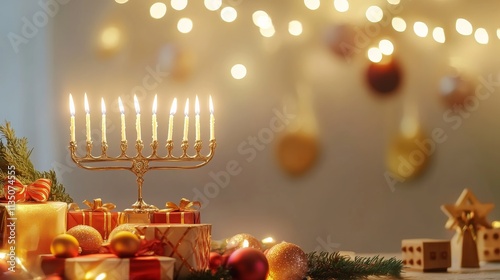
[
  {"left": 135, "top": 223, "right": 211, "bottom": 279},
  {"left": 38, "top": 254, "right": 175, "bottom": 280},
  {"left": 152, "top": 199, "right": 201, "bottom": 224},
  {"left": 67, "top": 199, "right": 123, "bottom": 240},
  {"left": 0, "top": 201, "right": 66, "bottom": 270}
]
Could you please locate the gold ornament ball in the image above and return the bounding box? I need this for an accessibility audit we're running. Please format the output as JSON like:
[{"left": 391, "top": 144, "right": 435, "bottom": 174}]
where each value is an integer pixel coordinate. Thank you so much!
[
  {"left": 67, "top": 225, "right": 103, "bottom": 254},
  {"left": 266, "top": 242, "right": 308, "bottom": 280},
  {"left": 50, "top": 234, "right": 80, "bottom": 258},
  {"left": 108, "top": 224, "right": 140, "bottom": 241},
  {"left": 110, "top": 231, "right": 141, "bottom": 258},
  {"left": 226, "top": 233, "right": 262, "bottom": 254}
]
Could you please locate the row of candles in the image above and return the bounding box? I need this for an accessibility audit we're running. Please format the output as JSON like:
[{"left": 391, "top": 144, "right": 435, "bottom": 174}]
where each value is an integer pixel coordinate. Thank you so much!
[{"left": 69, "top": 94, "right": 215, "bottom": 144}]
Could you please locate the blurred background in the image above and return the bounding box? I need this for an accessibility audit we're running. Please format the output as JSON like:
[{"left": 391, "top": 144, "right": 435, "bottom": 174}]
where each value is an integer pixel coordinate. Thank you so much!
[{"left": 1, "top": 0, "right": 500, "bottom": 253}]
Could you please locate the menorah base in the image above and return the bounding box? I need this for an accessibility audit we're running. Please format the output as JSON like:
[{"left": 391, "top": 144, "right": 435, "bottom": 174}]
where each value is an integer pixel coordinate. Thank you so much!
[{"left": 121, "top": 199, "right": 159, "bottom": 223}]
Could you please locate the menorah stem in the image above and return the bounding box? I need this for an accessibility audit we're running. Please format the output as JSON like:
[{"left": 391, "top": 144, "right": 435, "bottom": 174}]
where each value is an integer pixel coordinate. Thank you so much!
[{"left": 136, "top": 175, "right": 145, "bottom": 206}]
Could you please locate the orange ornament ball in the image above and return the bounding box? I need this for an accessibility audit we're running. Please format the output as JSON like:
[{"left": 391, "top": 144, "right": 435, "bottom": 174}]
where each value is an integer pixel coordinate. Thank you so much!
[
  {"left": 50, "top": 233, "right": 80, "bottom": 258},
  {"left": 266, "top": 242, "right": 308, "bottom": 280},
  {"left": 110, "top": 231, "right": 141, "bottom": 258},
  {"left": 67, "top": 225, "right": 103, "bottom": 254}
]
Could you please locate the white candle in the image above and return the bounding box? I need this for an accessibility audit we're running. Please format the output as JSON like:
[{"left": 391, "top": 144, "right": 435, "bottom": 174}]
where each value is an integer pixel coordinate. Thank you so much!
[
  {"left": 195, "top": 95, "right": 200, "bottom": 141},
  {"left": 101, "top": 98, "right": 107, "bottom": 143},
  {"left": 209, "top": 95, "right": 215, "bottom": 140},
  {"left": 69, "top": 94, "right": 75, "bottom": 142},
  {"left": 84, "top": 93, "right": 91, "bottom": 142},
  {"left": 118, "top": 97, "right": 126, "bottom": 141},
  {"left": 134, "top": 95, "right": 141, "bottom": 141},
  {"left": 183, "top": 98, "right": 189, "bottom": 141},
  {"left": 152, "top": 94, "right": 158, "bottom": 142},
  {"left": 168, "top": 98, "right": 177, "bottom": 141}
]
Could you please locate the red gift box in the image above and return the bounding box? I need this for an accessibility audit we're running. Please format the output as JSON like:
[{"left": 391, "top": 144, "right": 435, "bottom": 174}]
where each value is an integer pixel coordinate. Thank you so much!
[
  {"left": 152, "top": 198, "right": 201, "bottom": 224},
  {"left": 38, "top": 254, "right": 175, "bottom": 280},
  {"left": 67, "top": 199, "right": 123, "bottom": 240}
]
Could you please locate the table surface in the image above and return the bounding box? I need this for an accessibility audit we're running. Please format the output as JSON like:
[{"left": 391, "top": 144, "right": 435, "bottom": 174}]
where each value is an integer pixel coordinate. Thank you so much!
[{"left": 362, "top": 253, "right": 500, "bottom": 280}]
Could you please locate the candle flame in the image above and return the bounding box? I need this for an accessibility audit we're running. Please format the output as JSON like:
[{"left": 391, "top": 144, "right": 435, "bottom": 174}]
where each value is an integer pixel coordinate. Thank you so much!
[
  {"left": 84, "top": 93, "right": 90, "bottom": 114},
  {"left": 195, "top": 95, "right": 200, "bottom": 115},
  {"left": 152, "top": 94, "right": 158, "bottom": 115},
  {"left": 118, "top": 97, "right": 125, "bottom": 114},
  {"left": 262, "top": 237, "right": 274, "bottom": 243},
  {"left": 242, "top": 240, "right": 249, "bottom": 248},
  {"left": 170, "top": 98, "right": 178, "bottom": 115},
  {"left": 209, "top": 95, "right": 214, "bottom": 114},
  {"left": 184, "top": 98, "right": 189, "bottom": 116},
  {"left": 101, "top": 98, "right": 106, "bottom": 115},
  {"left": 134, "top": 95, "right": 140, "bottom": 114},
  {"left": 69, "top": 94, "right": 75, "bottom": 116}
]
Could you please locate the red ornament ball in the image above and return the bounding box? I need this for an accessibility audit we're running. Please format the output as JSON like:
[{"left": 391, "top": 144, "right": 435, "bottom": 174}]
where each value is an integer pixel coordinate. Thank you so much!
[
  {"left": 366, "top": 58, "right": 402, "bottom": 96},
  {"left": 209, "top": 252, "right": 223, "bottom": 272},
  {"left": 227, "top": 247, "right": 269, "bottom": 280}
]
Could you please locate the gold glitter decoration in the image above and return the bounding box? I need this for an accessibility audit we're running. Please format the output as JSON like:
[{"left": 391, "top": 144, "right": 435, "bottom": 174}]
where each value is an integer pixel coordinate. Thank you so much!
[
  {"left": 67, "top": 225, "right": 103, "bottom": 254},
  {"left": 225, "top": 233, "right": 262, "bottom": 254},
  {"left": 110, "top": 231, "right": 141, "bottom": 258},
  {"left": 108, "top": 223, "right": 141, "bottom": 241},
  {"left": 266, "top": 242, "right": 308, "bottom": 280},
  {"left": 50, "top": 234, "right": 80, "bottom": 258}
]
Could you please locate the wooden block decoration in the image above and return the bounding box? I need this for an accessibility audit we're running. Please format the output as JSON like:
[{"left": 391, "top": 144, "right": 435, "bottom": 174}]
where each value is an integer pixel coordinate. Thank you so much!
[
  {"left": 477, "top": 228, "right": 500, "bottom": 262},
  {"left": 401, "top": 239, "right": 451, "bottom": 272}
]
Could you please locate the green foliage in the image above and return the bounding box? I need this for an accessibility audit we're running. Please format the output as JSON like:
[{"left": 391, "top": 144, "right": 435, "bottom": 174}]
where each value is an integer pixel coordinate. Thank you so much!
[{"left": 0, "top": 121, "right": 73, "bottom": 203}]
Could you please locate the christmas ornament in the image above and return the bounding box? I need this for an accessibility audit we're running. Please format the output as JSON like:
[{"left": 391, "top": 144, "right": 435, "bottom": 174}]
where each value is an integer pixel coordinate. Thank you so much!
[
  {"left": 209, "top": 252, "right": 223, "bottom": 272},
  {"left": 439, "top": 75, "right": 474, "bottom": 107},
  {"left": 226, "top": 233, "right": 262, "bottom": 255},
  {"left": 276, "top": 132, "right": 318, "bottom": 177},
  {"left": 108, "top": 223, "right": 140, "bottom": 241},
  {"left": 227, "top": 247, "right": 269, "bottom": 280},
  {"left": 323, "top": 24, "right": 357, "bottom": 59},
  {"left": 366, "top": 58, "right": 402, "bottom": 96},
  {"left": 441, "top": 188, "right": 494, "bottom": 268},
  {"left": 266, "top": 242, "right": 307, "bottom": 280},
  {"left": 67, "top": 225, "right": 103, "bottom": 254},
  {"left": 109, "top": 231, "right": 141, "bottom": 258},
  {"left": 386, "top": 128, "right": 429, "bottom": 180},
  {"left": 50, "top": 234, "right": 80, "bottom": 258}
]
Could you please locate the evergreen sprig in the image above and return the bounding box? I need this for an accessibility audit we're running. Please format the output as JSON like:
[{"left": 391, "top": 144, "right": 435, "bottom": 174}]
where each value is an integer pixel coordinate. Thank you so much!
[
  {"left": 0, "top": 121, "right": 73, "bottom": 203},
  {"left": 183, "top": 251, "right": 403, "bottom": 280}
]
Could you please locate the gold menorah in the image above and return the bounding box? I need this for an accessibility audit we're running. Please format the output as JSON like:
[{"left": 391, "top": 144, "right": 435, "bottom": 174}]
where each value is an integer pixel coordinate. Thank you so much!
[{"left": 68, "top": 94, "right": 216, "bottom": 214}]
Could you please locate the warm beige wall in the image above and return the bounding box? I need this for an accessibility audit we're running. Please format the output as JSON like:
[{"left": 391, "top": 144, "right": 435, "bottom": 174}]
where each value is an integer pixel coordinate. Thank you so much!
[{"left": 1, "top": 0, "right": 500, "bottom": 253}]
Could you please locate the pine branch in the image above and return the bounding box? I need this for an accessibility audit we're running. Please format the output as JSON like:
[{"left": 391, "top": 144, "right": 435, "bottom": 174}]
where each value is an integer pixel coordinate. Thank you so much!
[
  {"left": 307, "top": 251, "right": 403, "bottom": 280},
  {"left": 181, "top": 268, "right": 231, "bottom": 280}
]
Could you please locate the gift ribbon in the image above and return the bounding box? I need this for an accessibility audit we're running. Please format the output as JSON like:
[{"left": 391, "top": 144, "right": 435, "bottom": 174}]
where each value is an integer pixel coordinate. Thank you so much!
[
  {"left": 160, "top": 198, "right": 201, "bottom": 212},
  {"left": 3, "top": 178, "right": 51, "bottom": 202},
  {"left": 68, "top": 198, "right": 116, "bottom": 212}
]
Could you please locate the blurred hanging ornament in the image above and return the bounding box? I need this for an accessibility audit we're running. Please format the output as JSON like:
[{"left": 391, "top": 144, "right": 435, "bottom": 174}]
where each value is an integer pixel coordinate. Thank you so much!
[
  {"left": 265, "top": 242, "right": 308, "bottom": 280},
  {"left": 439, "top": 75, "right": 474, "bottom": 107},
  {"left": 67, "top": 225, "right": 103, "bottom": 254},
  {"left": 226, "top": 233, "right": 263, "bottom": 255},
  {"left": 386, "top": 109, "right": 430, "bottom": 181},
  {"left": 209, "top": 252, "right": 224, "bottom": 273},
  {"left": 158, "top": 44, "right": 195, "bottom": 82},
  {"left": 109, "top": 231, "right": 141, "bottom": 258},
  {"left": 97, "top": 25, "right": 122, "bottom": 58},
  {"left": 366, "top": 57, "right": 402, "bottom": 96},
  {"left": 50, "top": 234, "right": 80, "bottom": 258},
  {"left": 276, "top": 83, "right": 320, "bottom": 177},
  {"left": 108, "top": 223, "right": 140, "bottom": 241},
  {"left": 227, "top": 247, "right": 269, "bottom": 280},
  {"left": 323, "top": 24, "right": 357, "bottom": 59}
]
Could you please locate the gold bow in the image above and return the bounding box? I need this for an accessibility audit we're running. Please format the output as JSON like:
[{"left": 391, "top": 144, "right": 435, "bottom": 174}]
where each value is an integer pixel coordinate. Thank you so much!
[
  {"left": 68, "top": 198, "right": 116, "bottom": 212},
  {"left": 457, "top": 210, "right": 478, "bottom": 242},
  {"left": 160, "top": 198, "right": 201, "bottom": 212}
]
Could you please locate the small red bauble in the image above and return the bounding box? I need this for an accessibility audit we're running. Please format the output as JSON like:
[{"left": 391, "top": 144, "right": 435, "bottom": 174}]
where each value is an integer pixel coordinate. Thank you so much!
[
  {"left": 366, "top": 58, "right": 402, "bottom": 96},
  {"left": 227, "top": 247, "right": 269, "bottom": 280},
  {"left": 209, "top": 252, "right": 223, "bottom": 272}
]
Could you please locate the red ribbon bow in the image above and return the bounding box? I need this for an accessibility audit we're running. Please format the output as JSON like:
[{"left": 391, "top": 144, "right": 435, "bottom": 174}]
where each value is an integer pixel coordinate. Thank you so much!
[{"left": 3, "top": 178, "right": 51, "bottom": 202}]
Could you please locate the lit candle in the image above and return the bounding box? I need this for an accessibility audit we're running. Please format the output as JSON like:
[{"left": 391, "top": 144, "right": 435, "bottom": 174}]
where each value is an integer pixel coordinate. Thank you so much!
[
  {"left": 101, "top": 98, "right": 107, "bottom": 143},
  {"left": 183, "top": 98, "right": 189, "bottom": 141},
  {"left": 134, "top": 95, "right": 141, "bottom": 141},
  {"left": 209, "top": 95, "right": 215, "bottom": 140},
  {"left": 152, "top": 94, "right": 158, "bottom": 142},
  {"left": 118, "top": 97, "right": 126, "bottom": 141},
  {"left": 84, "top": 93, "right": 91, "bottom": 142},
  {"left": 69, "top": 94, "right": 75, "bottom": 142},
  {"left": 167, "top": 98, "right": 177, "bottom": 141},
  {"left": 195, "top": 95, "right": 200, "bottom": 141}
]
